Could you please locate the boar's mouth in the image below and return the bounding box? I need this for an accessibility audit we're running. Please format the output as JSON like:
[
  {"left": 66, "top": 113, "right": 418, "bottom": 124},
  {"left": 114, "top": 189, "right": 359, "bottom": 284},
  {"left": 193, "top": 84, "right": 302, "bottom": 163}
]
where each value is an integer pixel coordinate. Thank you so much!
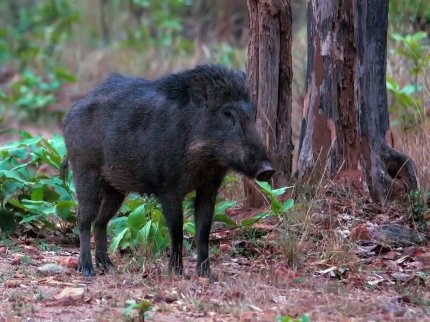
[
  {"left": 255, "top": 161, "right": 274, "bottom": 182},
  {"left": 232, "top": 160, "right": 274, "bottom": 182}
]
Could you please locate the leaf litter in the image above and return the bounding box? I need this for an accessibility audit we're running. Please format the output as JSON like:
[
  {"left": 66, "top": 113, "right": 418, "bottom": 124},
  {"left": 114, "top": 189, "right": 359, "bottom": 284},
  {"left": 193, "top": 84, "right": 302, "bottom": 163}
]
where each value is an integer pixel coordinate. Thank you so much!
[{"left": 0, "top": 195, "right": 429, "bottom": 321}]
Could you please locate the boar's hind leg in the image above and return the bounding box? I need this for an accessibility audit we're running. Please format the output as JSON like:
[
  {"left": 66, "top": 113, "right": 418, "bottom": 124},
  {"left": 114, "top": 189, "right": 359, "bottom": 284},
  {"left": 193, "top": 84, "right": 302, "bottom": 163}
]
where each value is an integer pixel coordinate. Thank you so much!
[
  {"left": 194, "top": 188, "right": 217, "bottom": 278},
  {"left": 94, "top": 184, "right": 125, "bottom": 272},
  {"left": 75, "top": 170, "right": 103, "bottom": 277},
  {"left": 160, "top": 195, "right": 184, "bottom": 275}
]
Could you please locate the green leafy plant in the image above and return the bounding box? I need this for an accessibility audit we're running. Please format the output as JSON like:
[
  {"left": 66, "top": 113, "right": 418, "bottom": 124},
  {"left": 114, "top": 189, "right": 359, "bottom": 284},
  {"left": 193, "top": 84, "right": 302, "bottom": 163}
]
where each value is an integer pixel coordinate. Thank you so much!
[
  {"left": 124, "top": 299, "right": 153, "bottom": 321},
  {"left": 108, "top": 192, "right": 239, "bottom": 255},
  {"left": 0, "top": 0, "right": 78, "bottom": 124},
  {"left": 0, "top": 132, "right": 76, "bottom": 235},
  {"left": 1, "top": 70, "right": 59, "bottom": 122},
  {"left": 408, "top": 189, "right": 430, "bottom": 229},
  {"left": 212, "top": 43, "right": 246, "bottom": 69},
  {"left": 108, "top": 194, "right": 169, "bottom": 256},
  {"left": 0, "top": 0, "right": 80, "bottom": 68},
  {"left": 387, "top": 31, "right": 429, "bottom": 128},
  {"left": 240, "top": 181, "right": 294, "bottom": 227},
  {"left": 119, "top": 0, "right": 194, "bottom": 54},
  {"left": 276, "top": 313, "right": 310, "bottom": 322}
]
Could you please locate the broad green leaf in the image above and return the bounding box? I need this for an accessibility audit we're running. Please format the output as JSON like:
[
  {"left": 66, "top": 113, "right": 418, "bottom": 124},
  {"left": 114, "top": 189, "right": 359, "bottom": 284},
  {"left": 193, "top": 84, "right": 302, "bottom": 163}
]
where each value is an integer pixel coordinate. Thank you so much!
[
  {"left": 7, "top": 199, "right": 26, "bottom": 210},
  {"left": 127, "top": 204, "right": 147, "bottom": 229},
  {"left": 270, "top": 197, "right": 282, "bottom": 214},
  {"left": 151, "top": 208, "right": 165, "bottom": 225},
  {"left": 108, "top": 216, "right": 128, "bottom": 235},
  {"left": 20, "top": 200, "right": 56, "bottom": 215},
  {"left": 386, "top": 76, "right": 399, "bottom": 91},
  {"left": 214, "top": 200, "right": 236, "bottom": 215},
  {"left": 213, "top": 213, "right": 237, "bottom": 227},
  {"left": 53, "top": 66, "right": 77, "bottom": 83},
  {"left": 48, "top": 134, "right": 67, "bottom": 158},
  {"left": 184, "top": 221, "right": 195, "bottom": 235},
  {"left": 0, "top": 159, "right": 12, "bottom": 171},
  {"left": 152, "top": 223, "right": 168, "bottom": 253},
  {"left": 400, "top": 84, "right": 418, "bottom": 95},
  {"left": 2, "top": 182, "right": 26, "bottom": 205},
  {"left": 124, "top": 303, "right": 138, "bottom": 317},
  {"left": 31, "top": 187, "right": 44, "bottom": 201},
  {"left": 56, "top": 200, "right": 77, "bottom": 221},
  {"left": 272, "top": 186, "right": 292, "bottom": 197},
  {"left": 391, "top": 33, "right": 404, "bottom": 42},
  {"left": 0, "top": 170, "right": 28, "bottom": 183},
  {"left": 183, "top": 239, "right": 192, "bottom": 252},
  {"left": 240, "top": 212, "right": 269, "bottom": 227},
  {"left": 137, "top": 220, "right": 153, "bottom": 244},
  {"left": 109, "top": 227, "right": 129, "bottom": 253},
  {"left": 7, "top": 148, "right": 28, "bottom": 159},
  {"left": 282, "top": 199, "right": 294, "bottom": 212},
  {"left": 255, "top": 180, "right": 272, "bottom": 194},
  {"left": 412, "top": 31, "right": 427, "bottom": 41},
  {"left": 0, "top": 136, "right": 41, "bottom": 151},
  {"left": 120, "top": 236, "right": 131, "bottom": 250},
  {"left": 19, "top": 213, "right": 47, "bottom": 224}
]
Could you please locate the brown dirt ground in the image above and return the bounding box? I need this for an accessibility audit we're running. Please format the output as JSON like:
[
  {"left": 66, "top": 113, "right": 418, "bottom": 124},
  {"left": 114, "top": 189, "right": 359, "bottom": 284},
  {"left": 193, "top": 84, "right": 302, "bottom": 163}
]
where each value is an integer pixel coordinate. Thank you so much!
[{"left": 0, "top": 220, "right": 429, "bottom": 322}]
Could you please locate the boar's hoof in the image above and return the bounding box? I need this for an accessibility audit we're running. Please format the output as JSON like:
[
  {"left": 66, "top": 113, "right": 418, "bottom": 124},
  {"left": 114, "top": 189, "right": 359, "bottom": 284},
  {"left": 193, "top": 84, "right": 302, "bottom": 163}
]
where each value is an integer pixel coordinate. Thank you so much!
[
  {"left": 197, "top": 262, "right": 212, "bottom": 278},
  {"left": 96, "top": 255, "right": 116, "bottom": 273},
  {"left": 256, "top": 161, "right": 275, "bottom": 182},
  {"left": 78, "top": 262, "right": 96, "bottom": 277}
]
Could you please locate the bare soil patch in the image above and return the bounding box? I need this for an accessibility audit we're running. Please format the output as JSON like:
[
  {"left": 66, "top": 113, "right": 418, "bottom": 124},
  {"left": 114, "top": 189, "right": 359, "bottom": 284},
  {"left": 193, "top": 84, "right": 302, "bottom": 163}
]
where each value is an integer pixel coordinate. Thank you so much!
[{"left": 1, "top": 213, "right": 429, "bottom": 322}]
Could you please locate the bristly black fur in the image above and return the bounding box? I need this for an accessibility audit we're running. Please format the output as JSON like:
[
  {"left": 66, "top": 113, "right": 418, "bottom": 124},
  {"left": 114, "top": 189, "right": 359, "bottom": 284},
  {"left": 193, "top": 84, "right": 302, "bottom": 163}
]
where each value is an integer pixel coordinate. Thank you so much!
[{"left": 62, "top": 64, "right": 272, "bottom": 278}]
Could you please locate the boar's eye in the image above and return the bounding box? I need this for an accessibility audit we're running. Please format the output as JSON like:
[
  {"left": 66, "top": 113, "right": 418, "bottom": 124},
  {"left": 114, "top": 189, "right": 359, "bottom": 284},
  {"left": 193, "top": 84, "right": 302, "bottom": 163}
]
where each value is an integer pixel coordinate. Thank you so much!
[{"left": 223, "top": 110, "right": 236, "bottom": 125}]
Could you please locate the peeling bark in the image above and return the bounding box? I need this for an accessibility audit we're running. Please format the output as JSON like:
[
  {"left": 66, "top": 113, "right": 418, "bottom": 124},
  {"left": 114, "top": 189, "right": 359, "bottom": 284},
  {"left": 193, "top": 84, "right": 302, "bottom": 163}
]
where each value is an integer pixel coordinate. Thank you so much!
[
  {"left": 297, "top": 0, "right": 417, "bottom": 203},
  {"left": 245, "top": 0, "right": 293, "bottom": 207}
]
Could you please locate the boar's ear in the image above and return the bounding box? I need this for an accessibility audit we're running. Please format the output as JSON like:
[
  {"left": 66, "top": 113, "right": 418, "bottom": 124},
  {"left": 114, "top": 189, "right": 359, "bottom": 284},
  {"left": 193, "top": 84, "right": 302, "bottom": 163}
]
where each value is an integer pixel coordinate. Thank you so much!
[
  {"left": 189, "top": 78, "right": 209, "bottom": 108},
  {"left": 190, "top": 88, "right": 208, "bottom": 108}
]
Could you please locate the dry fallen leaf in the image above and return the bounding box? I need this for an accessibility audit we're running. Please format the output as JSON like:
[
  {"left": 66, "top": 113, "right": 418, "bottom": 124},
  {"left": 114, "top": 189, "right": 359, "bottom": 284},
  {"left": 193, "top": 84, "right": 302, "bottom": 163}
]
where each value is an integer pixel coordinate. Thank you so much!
[
  {"left": 219, "top": 243, "right": 232, "bottom": 254},
  {"left": 58, "top": 256, "right": 79, "bottom": 269},
  {"left": 22, "top": 245, "right": 41, "bottom": 256},
  {"left": 55, "top": 287, "right": 85, "bottom": 302},
  {"left": 4, "top": 280, "right": 22, "bottom": 288},
  {"left": 11, "top": 254, "right": 23, "bottom": 265},
  {"left": 45, "top": 297, "right": 78, "bottom": 307},
  {"left": 239, "top": 311, "right": 258, "bottom": 322}
]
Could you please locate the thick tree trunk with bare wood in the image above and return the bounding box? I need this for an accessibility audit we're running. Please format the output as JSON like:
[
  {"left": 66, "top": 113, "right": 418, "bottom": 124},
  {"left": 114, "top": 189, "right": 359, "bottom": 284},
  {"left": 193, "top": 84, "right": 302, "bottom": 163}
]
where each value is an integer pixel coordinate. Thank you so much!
[
  {"left": 245, "top": 0, "right": 293, "bottom": 207},
  {"left": 297, "top": 0, "right": 417, "bottom": 202}
]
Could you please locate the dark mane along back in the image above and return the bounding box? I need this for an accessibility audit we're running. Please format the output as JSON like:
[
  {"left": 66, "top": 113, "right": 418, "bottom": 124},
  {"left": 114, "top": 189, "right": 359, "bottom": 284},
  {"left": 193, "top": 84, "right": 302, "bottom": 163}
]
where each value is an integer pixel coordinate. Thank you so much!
[{"left": 155, "top": 64, "right": 249, "bottom": 107}]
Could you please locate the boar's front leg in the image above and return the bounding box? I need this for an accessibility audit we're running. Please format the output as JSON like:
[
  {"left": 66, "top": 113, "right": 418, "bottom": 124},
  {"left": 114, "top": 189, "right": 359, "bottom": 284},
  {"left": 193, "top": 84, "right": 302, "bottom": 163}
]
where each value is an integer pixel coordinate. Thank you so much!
[
  {"left": 94, "top": 184, "right": 125, "bottom": 272},
  {"left": 75, "top": 171, "right": 102, "bottom": 277},
  {"left": 194, "top": 187, "right": 218, "bottom": 277},
  {"left": 160, "top": 195, "right": 184, "bottom": 275}
]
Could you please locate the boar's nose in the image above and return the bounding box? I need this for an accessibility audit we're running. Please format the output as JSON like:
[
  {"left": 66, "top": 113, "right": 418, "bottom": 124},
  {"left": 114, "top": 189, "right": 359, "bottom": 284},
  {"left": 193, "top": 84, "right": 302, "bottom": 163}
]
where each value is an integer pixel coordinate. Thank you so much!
[{"left": 255, "top": 161, "right": 275, "bottom": 182}]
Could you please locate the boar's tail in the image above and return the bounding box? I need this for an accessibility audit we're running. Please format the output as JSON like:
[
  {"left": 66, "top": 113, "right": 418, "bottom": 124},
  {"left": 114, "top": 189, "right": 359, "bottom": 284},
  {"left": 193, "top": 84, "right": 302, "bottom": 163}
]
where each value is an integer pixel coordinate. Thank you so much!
[{"left": 60, "top": 155, "right": 69, "bottom": 183}]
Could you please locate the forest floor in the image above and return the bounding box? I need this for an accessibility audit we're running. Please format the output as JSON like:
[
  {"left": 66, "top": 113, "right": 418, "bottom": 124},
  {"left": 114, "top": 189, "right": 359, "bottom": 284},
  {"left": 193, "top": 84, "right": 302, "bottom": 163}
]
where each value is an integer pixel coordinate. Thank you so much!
[{"left": 0, "top": 196, "right": 429, "bottom": 322}]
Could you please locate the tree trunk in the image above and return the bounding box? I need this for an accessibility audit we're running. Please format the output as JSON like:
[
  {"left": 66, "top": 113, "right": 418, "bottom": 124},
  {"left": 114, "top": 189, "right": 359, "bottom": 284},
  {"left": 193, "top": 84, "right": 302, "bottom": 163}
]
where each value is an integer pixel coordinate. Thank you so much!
[
  {"left": 100, "top": 0, "right": 111, "bottom": 45},
  {"left": 297, "top": 0, "right": 417, "bottom": 202},
  {"left": 245, "top": 0, "right": 293, "bottom": 207}
]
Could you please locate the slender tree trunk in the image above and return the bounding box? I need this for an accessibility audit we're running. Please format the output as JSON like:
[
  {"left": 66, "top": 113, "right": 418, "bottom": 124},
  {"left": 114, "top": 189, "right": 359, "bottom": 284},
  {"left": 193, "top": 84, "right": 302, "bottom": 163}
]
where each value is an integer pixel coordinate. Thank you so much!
[
  {"left": 245, "top": 0, "right": 293, "bottom": 207},
  {"left": 297, "top": 0, "right": 417, "bottom": 202},
  {"left": 100, "top": 0, "right": 111, "bottom": 45}
]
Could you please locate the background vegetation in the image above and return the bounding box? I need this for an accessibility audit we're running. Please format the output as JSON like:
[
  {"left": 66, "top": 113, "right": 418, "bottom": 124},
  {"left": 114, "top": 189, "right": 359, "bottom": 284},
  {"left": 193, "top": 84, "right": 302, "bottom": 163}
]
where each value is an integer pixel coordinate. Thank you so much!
[{"left": 0, "top": 0, "right": 428, "bottom": 265}]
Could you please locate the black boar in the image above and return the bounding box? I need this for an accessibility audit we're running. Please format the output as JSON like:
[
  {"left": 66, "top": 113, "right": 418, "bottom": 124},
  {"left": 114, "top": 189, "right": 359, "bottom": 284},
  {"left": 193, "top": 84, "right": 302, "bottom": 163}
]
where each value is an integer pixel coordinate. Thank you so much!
[{"left": 63, "top": 64, "right": 274, "bottom": 277}]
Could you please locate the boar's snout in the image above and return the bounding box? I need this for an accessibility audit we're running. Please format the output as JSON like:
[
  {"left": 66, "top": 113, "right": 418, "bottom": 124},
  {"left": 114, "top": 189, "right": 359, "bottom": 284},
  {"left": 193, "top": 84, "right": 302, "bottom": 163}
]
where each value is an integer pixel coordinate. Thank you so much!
[{"left": 255, "top": 161, "right": 274, "bottom": 182}]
